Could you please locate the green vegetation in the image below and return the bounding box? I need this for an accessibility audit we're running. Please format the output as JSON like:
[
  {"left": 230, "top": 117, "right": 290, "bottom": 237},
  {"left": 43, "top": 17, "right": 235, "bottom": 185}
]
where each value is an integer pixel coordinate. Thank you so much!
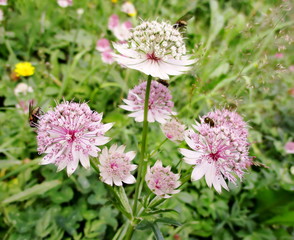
[{"left": 0, "top": 0, "right": 293, "bottom": 239}]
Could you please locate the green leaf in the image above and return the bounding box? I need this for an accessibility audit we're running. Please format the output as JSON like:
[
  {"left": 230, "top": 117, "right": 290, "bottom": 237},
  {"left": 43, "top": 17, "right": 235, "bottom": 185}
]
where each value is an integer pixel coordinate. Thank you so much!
[
  {"left": 151, "top": 222, "right": 164, "bottom": 240},
  {"left": 135, "top": 220, "right": 152, "bottom": 230},
  {"left": 113, "top": 186, "right": 133, "bottom": 217},
  {"left": 155, "top": 217, "right": 182, "bottom": 227},
  {"left": 265, "top": 211, "right": 294, "bottom": 225},
  {"left": 142, "top": 208, "right": 179, "bottom": 216},
  {"left": 1, "top": 180, "right": 61, "bottom": 205}
]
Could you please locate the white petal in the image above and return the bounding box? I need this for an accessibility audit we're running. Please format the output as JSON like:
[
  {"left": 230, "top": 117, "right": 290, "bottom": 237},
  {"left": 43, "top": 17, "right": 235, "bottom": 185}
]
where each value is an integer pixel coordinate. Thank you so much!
[
  {"left": 191, "top": 162, "right": 208, "bottom": 181},
  {"left": 80, "top": 153, "right": 90, "bottom": 169},
  {"left": 126, "top": 151, "right": 136, "bottom": 161},
  {"left": 205, "top": 163, "right": 216, "bottom": 188},
  {"left": 120, "top": 105, "right": 135, "bottom": 111},
  {"left": 123, "top": 175, "right": 136, "bottom": 184}
]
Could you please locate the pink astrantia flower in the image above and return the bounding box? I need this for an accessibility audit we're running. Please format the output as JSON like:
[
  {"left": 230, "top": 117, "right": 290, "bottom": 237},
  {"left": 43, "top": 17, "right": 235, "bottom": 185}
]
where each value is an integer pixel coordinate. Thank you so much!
[
  {"left": 98, "top": 144, "right": 137, "bottom": 186},
  {"left": 161, "top": 118, "right": 186, "bottom": 142},
  {"left": 121, "top": 1, "right": 137, "bottom": 17},
  {"left": 96, "top": 38, "right": 111, "bottom": 52},
  {"left": 285, "top": 142, "right": 294, "bottom": 154},
  {"left": 0, "top": 0, "right": 7, "bottom": 6},
  {"left": 57, "top": 0, "right": 72, "bottom": 8},
  {"left": 120, "top": 80, "right": 176, "bottom": 123},
  {"left": 37, "top": 101, "right": 113, "bottom": 176},
  {"left": 145, "top": 160, "right": 181, "bottom": 198},
  {"left": 101, "top": 50, "right": 115, "bottom": 64},
  {"left": 112, "top": 20, "right": 196, "bottom": 80},
  {"left": 108, "top": 14, "right": 120, "bottom": 31},
  {"left": 179, "top": 109, "right": 252, "bottom": 193},
  {"left": 112, "top": 21, "right": 132, "bottom": 41}
]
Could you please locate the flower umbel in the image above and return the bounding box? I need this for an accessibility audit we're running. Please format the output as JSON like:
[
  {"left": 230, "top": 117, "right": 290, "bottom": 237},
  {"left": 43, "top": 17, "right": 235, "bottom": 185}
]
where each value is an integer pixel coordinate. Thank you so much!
[
  {"left": 98, "top": 144, "right": 137, "bottom": 186},
  {"left": 145, "top": 160, "right": 181, "bottom": 198},
  {"left": 112, "top": 20, "right": 196, "bottom": 80},
  {"left": 161, "top": 118, "right": 186, "bottom": 142},
  {"left": 180, "top": 109, "right": 252, "bottom": 193},
  {"left": 37, "top": 101, "right": 113, "bottom": 176},
  {"left": 120, "top": 80, "right": 176, "bottom": 123},
  {"left": 14, "top": 62, "right": 35, "bottom": 77}
]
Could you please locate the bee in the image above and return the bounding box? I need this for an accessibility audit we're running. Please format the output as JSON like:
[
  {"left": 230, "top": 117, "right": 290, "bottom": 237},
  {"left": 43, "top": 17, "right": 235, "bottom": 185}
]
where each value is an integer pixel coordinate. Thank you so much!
[
  {"left": 28, "top": 101, "right": 43, "bottom": 128},
  {"left": 204, "top": 117, "right": 215, "bottom": 127},
  {"left": 173, "top": 11, "right": 194, "bottom": 32},
  {"left": 157, "top": 79, "right": 169, "bottom": 88}
]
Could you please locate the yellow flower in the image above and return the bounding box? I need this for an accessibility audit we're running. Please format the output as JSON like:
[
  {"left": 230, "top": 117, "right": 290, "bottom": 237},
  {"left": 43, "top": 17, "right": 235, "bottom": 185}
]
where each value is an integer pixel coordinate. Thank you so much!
[
  {"left": 14, "top": 62, "right": 35, "bottom": 77},
  {"left": 111, "top": 0, "right": 118, "bottom": 3}
]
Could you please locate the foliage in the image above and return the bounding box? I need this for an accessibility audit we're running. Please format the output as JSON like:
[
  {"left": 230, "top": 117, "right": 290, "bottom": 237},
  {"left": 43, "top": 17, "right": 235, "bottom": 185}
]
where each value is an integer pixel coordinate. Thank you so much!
[{"left": 0, "top": 0, "right": 293, "bottom": 239}]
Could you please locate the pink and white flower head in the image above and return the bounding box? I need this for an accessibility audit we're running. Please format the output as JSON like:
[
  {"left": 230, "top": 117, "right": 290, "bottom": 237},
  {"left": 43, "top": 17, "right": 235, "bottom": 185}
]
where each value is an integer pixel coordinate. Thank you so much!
[
  {"left": 112, "top": 21, "right": 132, "bottom": 42},
  {"left": 180, "top": 109, "right": 252, "bottom": 193},
  {"left": 0, "top": 0, "right": 7, "bottom": 6},
  {"left": 285, "top": 142, "right": 294, "bottom": 154},
  {"left": 112, "top": 20, "right": 196, "bottom": 80},
  {"left": 120, "top": 80, "right": 176, "bottom": 123},
  {"left": 101, "top": 50, "right": 115, "bottom": 64},
  {"left": 98, "top": 144, "right": 137, "bottom": 186},
  {"left": 57, "top": 0, "right": 72, "bottom": 8},
  {"left": 145, "top": 160, "right": 181, "bottom": 198},
  {"left": 96, "top": 38, "right": 111, "bottom": 52},
  {"left": 37, "top": 101, "right": 113, "bottom": 176},
  {"left": 108, "top": 14, "right": 120, "bottom": 31},
  {"left": 161, "top": 118, "right": 186, "bottom": 143},
  {"left": 121, "top": 1, "right": 137, "bottom": 17}
]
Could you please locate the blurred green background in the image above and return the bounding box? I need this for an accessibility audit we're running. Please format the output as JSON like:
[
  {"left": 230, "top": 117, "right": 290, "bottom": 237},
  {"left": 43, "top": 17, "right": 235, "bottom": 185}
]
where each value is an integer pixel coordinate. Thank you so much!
[{"left": 0, "top": 0, "right": 293, "bottom": 239}]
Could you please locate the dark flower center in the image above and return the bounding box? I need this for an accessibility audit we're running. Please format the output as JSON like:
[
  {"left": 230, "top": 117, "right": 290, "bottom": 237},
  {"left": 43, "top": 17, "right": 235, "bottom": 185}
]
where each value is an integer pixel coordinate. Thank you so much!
[{"left": 147, "top": 52, "right": 161, "bottom": 61}]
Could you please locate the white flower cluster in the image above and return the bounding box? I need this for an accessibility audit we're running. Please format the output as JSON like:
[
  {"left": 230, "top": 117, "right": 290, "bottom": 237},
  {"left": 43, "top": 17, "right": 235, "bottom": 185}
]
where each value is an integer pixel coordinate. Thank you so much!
[{"left": 128, "top": 21, "right": 186, "bottom": 60}]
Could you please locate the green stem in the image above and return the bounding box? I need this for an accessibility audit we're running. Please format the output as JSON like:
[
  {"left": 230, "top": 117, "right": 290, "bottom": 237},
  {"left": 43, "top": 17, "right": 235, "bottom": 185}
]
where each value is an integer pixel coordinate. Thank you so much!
[
  {"left": 124, "top": 223, "right": 134, "bottom": 240},
  {"left": 149, "top": 138, "right": 168, "bottom": 158},
  {"left": 132, "top": 75, "right": 152, "bottom": 215}
]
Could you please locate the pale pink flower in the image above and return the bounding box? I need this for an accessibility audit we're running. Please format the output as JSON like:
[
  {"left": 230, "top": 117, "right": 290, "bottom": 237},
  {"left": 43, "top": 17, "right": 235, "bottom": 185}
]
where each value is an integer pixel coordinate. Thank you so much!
[
  {"left": 161, "top": 118, "right": 186, "bottom": 142},
  {"left": 57, "top": 0, "right": 72, "bottom": 8},
  {"left": 98, "top": 144, "right": 137, "bottom": 186},
  {"left": 121, "top": 1, "right": 137, "bottom": 17},
  {"left": 275, "top": 53, "right": 284, "bottom": 59},
  {"left": 289, "top": 65, "right": 294, "bottom": 72},
  {"left": 37, "top": 101, "right": 113, "bottom": 176},
  {"left": 112, "top": 22, "right": 132, "bottom": 42},
  {"left": 96, "top": 38, "right": 111, "bottom": 52},
  {"left": 123, "top": 21, "right": 132, "bottom": 30},
  {"left": 180, "top": 109, "right": 252, "bottom": 193},
  {"left": 14, "top": 83, "right": 33, "bottom": 96},
  {"left": 112, "top": 20, "right": 196, "bottom": 80},
  {"left": 108, "top": 14, "right": 120, "bottom": 31},
  {"left": 285, "top": 142, "right": 294, "bottom": 154},
  {"left": 120, "top": 80, "right": 176, "bottom": 123},
  {"left": 101, "top": 50, "right": 115, "bottom": 64},
  {"left": 0, "top": 0, "right": 7, "bottom": 6},
  {"left": 145, "top": 160, "right": 180, "bottom": 198}
]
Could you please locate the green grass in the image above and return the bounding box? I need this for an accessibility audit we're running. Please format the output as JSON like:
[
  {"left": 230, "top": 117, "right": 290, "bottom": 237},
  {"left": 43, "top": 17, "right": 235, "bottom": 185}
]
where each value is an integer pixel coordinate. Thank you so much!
[{"left": 0, "top": 0, "right": 293, "bottom": 239}]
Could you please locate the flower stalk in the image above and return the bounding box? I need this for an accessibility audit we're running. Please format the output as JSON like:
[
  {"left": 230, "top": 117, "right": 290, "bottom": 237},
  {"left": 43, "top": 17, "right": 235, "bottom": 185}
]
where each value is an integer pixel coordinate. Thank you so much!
[{"left": 132, "top": 75, "right": 152, "bottom": 215}]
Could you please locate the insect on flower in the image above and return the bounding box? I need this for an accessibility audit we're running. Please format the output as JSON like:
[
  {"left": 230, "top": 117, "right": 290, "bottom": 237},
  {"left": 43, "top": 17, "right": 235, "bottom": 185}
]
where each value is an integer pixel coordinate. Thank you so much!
[
  {"left": 204, "top": 117, "right": 215, "bottom": 127},
  {"left": 28, "top": 101, "right": 43, "bottom": 128}
]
